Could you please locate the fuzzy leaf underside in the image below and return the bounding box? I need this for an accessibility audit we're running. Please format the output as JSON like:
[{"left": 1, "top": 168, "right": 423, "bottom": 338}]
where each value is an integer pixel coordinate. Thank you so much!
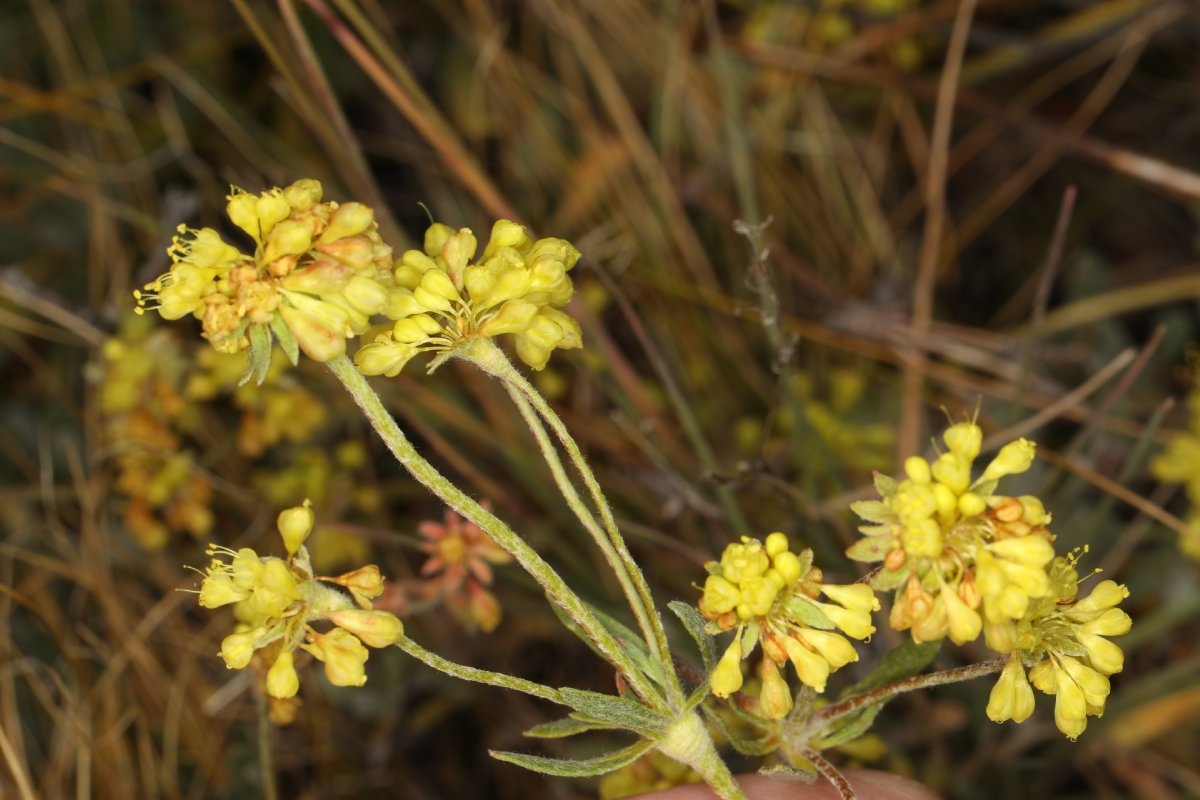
[
  {"left": 523, "top": 716, "right": 604, "bottom": 739},
  {"left": 558, "top": 687, "right": 670, "bottom": 737},
  {"left": 668, "top": 600, "right": 716, "bottom": 672},
  {"left": 490, "top": 738, "right": 655, "bottom": 778}
]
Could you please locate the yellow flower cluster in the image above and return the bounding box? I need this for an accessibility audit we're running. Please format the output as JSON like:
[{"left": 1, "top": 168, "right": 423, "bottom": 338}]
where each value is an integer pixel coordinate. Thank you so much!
[
  {"left": 95, "top": 315, "right": 212, "bottom": 549},
  {"left": 849, "top": 422, "right": 1054, "bottom": 647},
  {"left": 986, "top": 558, "right": 1131, "bottom": 739},
  {"left": 354, "top": 220, "right": 582, "bottom": 375},
  {"left": 1150, "top": 361, "right": 1200, "bottom": 558},
  {"left": 136, "top": 180, "right": 395, "bottom": 365},
  {"left": 197, "top": 500, "right": 404, "bottom": 702},
  {"left": 698, "top": 533, "right": 879, "bottom": 719}
]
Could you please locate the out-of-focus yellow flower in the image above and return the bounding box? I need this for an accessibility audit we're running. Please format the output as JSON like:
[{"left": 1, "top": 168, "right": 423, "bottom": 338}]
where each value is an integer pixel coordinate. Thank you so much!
[
  {"left": 1151, "top": 358, "right": 1200, "bottom": 559},
  {"left": 354, "top": 220, "right": 582, "bottom": 375},
  {"left": 194, "top": 500, "right": 404, "bottom": 702},
  {"left": 699, "top": 533, "right": 879, "bottom": 718},
  {"left": 136, "top": 180, "right": 396, "bottom": 378}
]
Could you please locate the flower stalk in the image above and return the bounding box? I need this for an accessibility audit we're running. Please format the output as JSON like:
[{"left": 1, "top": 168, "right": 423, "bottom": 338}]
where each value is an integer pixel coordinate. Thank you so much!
[
  {"left": 325, "top": 354, "right": 666, "bottom": 708},
  {"left": 460, "top": 338, "right": 681, "bottom": 703}
]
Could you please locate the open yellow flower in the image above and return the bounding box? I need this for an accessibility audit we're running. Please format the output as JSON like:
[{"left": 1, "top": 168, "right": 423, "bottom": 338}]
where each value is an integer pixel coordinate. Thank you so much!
[
  {"left": 699, "top": 532, "right": 879, "bottom": 718},
  {"left": 194, "top": 500, "right": 404, "bottom": 702},
  {"left": 355, "top": 219, "right": 582, "bottom": 375},
  {"left": 136, "top": 180, "right": 396, "bottom": 383}
]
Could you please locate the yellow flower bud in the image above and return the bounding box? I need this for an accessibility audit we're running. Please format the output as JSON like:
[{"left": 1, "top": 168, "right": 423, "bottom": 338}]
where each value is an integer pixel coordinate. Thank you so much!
[
  {"left": 226, "top": 188, "right": 261, "bottom": 240},
  {"left": 1077, "top": 631, "right": 1124, "bottom": 675},
  {"left": 817, "top": 602, "right": 875, "bottom": 640},
  {"left": 798, "top": 628, "right": 859, "bottom": 669},
  {"left": 699, "top": 575, "right": 741, "bottom": 619},
  {"left": 283, "top": 178, "right": 323, "bottom": 211},
  {"left": 764, "top": 532, "right": 790, "bottom": 558},
  {"left": 335, "top": 275, "right": 388, "bottom": 319},
  {"left": 1018, "top": 495, "right": 1050, "bottom": 526},
  {"left": 413, "top": 270, "right": 461, "bottom": 312},
  {"left": 391, "top": 314, "right": 443, "bottom": 344},
  {"left": 327, "top": 609, "right": 404, "bottom": 648},
  {"left": 219, "top": 628, "right": 262, "bottom": 669},
  {"left": 771, "top": 551, "right": 803, "bottom": 588},
  {"left": 986, "top": 656, "right": 1035, "bottom": 723},
  {"left": 931, "top": 452, "right": 971, "bottom": 495},
  {"left": 440, "top": 228, "right": 477, "bottom": 284},
  {"left": 903, "top": 456, "right": 931, "bottom": 484},
  {"left": 263, "top": 219, "right": 314, "bottom": 264},
  {"left": 758, "top": 657, "right": 793, "bottom": 720},
  {"left": 943, "top": 422, "right": 982, "bottom": 461},
  {"left": 739, "top": 576, "right": 781, "bottom": 618},
  {"left": 710, "top": 637, "right": 744, "bottom": 698},
  {"left": 958, "top": 491, "right": 987, "bottom": 518},
  {"left": 277, "top": 500, "right": 314, "bottom": 557},
  {"left": 1065, "top": 580, "right": 1129, "bottom": 621},
  {"left": 307, "top": 628, "right": 369, "bottom": 687},
  {"left": 819, "top": 583, "right": 880, "bottom": 613},
  {"left": 478, "top": 300, "right": 538, "bottom": 337},
  {"left": 932, "top": 483, "right": 958, "bottom": 520},
  {"left": 255, "top": 191, "right": 291, "bottom": 238},
  {"left": 353, "top": 337, "right": 421, "bottom": 377},
  {"left": 981, "top": 439, "right": 1036, "bottom": 482},
  {"left": 278, "top": 298, "right": 349, "bottom": 362},
  {"left": 782, "top": 636, "right": 830, "bottom": 693},
  {"left": 317, "top": 202, "right": 374, "bottom": 244},
  {"left": 990, "top": 535, "right": 1055, "bottom": 567},
  {"left": 942, "top": 584, "right": 982, "bottom": 644},
  {"left": 280, "top": 259, "right": 355, "bottom": 294},
  {"left": 267, "top": 651, "right": 300, "bottom": 699},
  {"left": 480, "top": 219, "right": 530, "bottom": 259},
  {"left": 327, "top": 565, "right": 386, "bottom": 607}
]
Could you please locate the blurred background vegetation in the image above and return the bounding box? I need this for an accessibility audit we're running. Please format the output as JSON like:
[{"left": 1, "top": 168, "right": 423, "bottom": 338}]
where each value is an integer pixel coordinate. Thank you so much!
[{"left": 2, "top": 0, "right": 1199, "bottom": 797}]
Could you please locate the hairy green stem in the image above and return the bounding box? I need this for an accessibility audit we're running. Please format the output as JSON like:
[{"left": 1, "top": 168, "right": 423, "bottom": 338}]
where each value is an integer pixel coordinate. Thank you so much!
[
  {"left": 256, "top": 689, "right": 279, "bottom": 800},
  {"left": 461, "top": 339, "right": 680, "bottom": 703},
  {"left": 655, "top": 710, "right": 746, "bottom": 800},
  {"left": 814, "top": 657, "right": 1007, "bottom": 725},
  {"left": 396, "top": 635, "right": 564, "bottom": 704},
  {"left": 325, "top": 355, "right": 665, "bottom": 709}
]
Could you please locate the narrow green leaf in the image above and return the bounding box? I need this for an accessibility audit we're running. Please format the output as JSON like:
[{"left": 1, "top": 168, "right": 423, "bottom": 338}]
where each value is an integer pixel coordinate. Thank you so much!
[
  {"left": 490, "top": 738, "right": 655, "bottom": 778},
  {"left": 269, "top": 313, "right": 300, "bottom": 365},
  {"left": 558, "top": 687, "right": 670, "bottom": 737},
  {"left": 811, "top": 701, "right": 884, "bottom": 750},
  {"left": 668, "top": 600, "right": 716, "bottom": 672},
  {"left": 241, "top": 323, "right": 272, "bottom": 386},
  {"left": 524, "top": 717, "right": 602, "bottom": 739},
  {"left": 842, "top": 638, "right": 941, "bottom": 699},
  {"left": 548, "top": 602, "right": 668, "bottom": 691},
  {"left": 872, "top": 472, "right": 898, "bottom": 498},
  {"left": 781, "top": 596, "right": 835, "bottom": 630},
  {"left": 810, "top": 640, "right": 942, "bottom": 751}
]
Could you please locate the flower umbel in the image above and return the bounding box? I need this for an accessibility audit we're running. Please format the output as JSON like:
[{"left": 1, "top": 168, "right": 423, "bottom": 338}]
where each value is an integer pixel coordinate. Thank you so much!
[
  {"left": 354, "top": 219, "right": 582, "bottom": 375},
  {"left": 849, "top": 421, "right": 1052, "bottom": 646},
  {"left": 136, "top": 180, "right": 396, "bottom": 381},
  {"left": 698, "top": 532, "right": 879, "bottom": 719},
  {"left": 985, "top": 554, "right": 1132, "bottom": 739},
  {"left": 195, "top": 500, "right": 404, "bottom": 702}
]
